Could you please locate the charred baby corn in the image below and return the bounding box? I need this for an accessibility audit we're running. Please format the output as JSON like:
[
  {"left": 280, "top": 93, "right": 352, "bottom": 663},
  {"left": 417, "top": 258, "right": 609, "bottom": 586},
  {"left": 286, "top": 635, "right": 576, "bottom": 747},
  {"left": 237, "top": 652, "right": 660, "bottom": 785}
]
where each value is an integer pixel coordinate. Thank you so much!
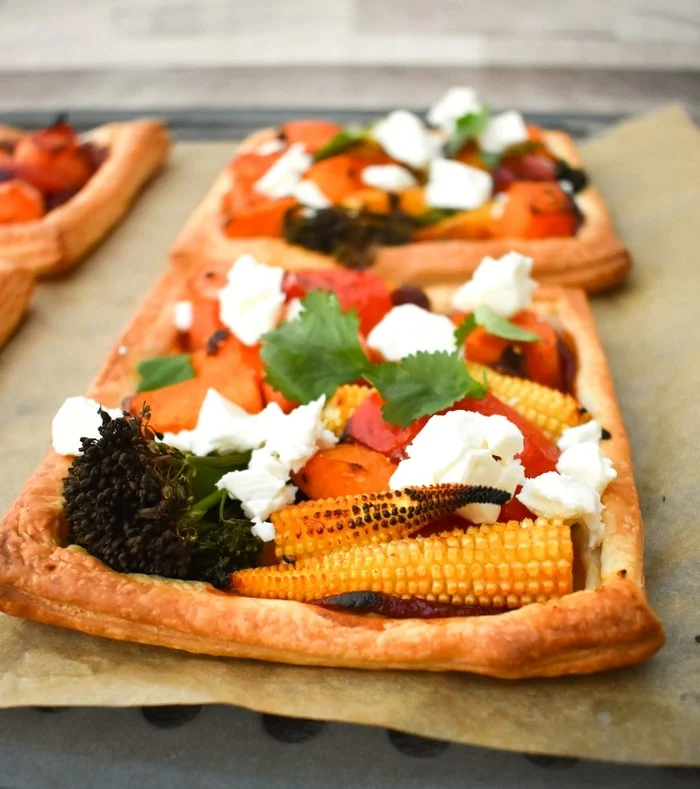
[
  {"left": 272, "top": 484, "right": 511, "bottom": 561},
  {"left": 466, "top": 362, "right": 587, "bottom": 440},
  {"left": 234, "top": 518, "right": 574, "bottom": 608},
  {"left": 322, "top": 384, "right": 375, "bottom": 437}
]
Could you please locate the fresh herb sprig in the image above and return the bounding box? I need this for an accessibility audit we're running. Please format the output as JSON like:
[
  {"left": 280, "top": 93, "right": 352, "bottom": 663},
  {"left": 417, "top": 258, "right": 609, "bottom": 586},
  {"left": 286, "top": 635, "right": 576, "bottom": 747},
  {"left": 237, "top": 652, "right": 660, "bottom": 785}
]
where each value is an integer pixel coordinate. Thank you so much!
[
  {"left": 261, "top": 291, "right": 486, "bottom": 428},
  {"left": 455, "top": 306, "right": 540, "bottom": 345},
  {"left": 136, "top": 354, "right": 195, "bottom": 392}
]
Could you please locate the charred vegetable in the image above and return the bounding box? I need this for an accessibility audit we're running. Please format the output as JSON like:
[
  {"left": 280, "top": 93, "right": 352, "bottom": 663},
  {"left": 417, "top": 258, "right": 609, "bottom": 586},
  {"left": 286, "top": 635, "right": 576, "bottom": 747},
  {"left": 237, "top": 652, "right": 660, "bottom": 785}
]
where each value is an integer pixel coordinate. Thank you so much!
[
  {"left": 283, "top": 203, "right": 415, "bottom": 269},
  {"left": 63, "top": 408, "right": 259, "bottom": 588}
]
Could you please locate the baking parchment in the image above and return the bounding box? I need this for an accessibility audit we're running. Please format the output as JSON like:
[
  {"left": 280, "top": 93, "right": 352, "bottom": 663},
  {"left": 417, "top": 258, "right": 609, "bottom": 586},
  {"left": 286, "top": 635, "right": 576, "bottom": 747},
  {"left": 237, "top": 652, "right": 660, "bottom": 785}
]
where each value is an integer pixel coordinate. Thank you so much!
[{"left": 0, "top": 106, "right": 698, "bottom": 765}]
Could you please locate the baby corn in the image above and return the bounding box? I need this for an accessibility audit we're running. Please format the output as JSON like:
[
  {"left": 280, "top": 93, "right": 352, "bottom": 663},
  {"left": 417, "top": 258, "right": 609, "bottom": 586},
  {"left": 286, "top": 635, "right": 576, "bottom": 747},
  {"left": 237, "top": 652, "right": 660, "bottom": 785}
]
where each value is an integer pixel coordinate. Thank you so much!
[
  {"left": 322, "top": 384, "right": 375, "bottom": 437},
  {"left": 467, "top": 362, "right": 587, "bottom": 440},
  {"left": 272, "top": 484, "right": 511, "bottom": 561},
  {"left": 234, "top": 518, "right": 574, "bottom": 609}
]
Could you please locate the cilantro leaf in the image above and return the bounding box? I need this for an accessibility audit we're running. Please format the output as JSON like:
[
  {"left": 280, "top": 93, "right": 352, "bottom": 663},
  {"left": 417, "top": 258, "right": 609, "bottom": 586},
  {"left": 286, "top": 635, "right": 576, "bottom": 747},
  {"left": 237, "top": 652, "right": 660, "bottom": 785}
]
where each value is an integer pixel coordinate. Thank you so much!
[
  {"left": 313, "top": 125, "right": 368, "bottom": 162},
  {"left": 366, "top": 352, "right": 487, "bottom": 428},
  {"left": 474, "top": 306, "right": 540, "bottom": 342},
  {"left": 261, "top": 290, "right": 371, "bottom": 403},
  {"left": 454, "top": 314, "right": 477, "bottom": 346},
  {"left": 136, "top": 354, "right": 195, "bottom": 393},
  {"left": 444, "top": 107, "right": 491, "bottom": 158}
]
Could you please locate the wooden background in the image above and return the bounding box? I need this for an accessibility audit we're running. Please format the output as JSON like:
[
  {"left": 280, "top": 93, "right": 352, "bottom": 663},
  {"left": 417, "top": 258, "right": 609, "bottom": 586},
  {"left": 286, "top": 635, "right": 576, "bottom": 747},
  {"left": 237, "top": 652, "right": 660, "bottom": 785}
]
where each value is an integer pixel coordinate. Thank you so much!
[{"left": 1, "top": 0, "right": 699, "bottom": 116}]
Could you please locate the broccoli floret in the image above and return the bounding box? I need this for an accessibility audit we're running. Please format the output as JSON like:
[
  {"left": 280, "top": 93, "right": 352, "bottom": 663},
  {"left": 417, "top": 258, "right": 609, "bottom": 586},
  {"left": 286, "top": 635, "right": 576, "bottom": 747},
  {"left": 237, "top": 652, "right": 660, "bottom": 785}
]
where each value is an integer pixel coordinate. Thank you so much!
[{"left": 63, "top": 408, "right": 260, "bottom": 589}]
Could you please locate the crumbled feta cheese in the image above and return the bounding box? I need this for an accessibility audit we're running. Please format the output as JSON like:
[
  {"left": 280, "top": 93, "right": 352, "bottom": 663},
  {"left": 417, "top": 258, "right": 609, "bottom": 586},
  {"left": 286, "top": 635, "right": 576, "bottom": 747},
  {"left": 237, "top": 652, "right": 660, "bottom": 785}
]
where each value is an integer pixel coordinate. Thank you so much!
[
  {"left": 427, "top": 86, "right": 483, "bottom": 134},
  {"left": 255, "top": 137, "right": 286, "bottom": 156},
  {"left": 173, "top": 300, "right": 193, "bottom": 332},
  {"left": 117, "top": 344, "right": 128, "bottom": 356},
  {"left": 251, "top": 520, "right": 276, "bottom": 542},
  {"left": 51, "top": 397, "right": 122, "bottom": 456},
  {"left": 264, "top": 396, "right": 337, "bottom": 474},
  {"left": 478, "top": 110, "right": 529, "bottom": 154},
  {"left": 556, "top": 442, "right": 617, "bottom": 494},
  {"left": 490, "top": 192, "right": 509, "bottom": 219},
  {"left": 218, "top": 254, "right": 286, "bottom": 346},
  {"left": 451, "top": 251, "right": 536, "bottom": 318},
  {"left": 517, "top": 471, "right": 604, "bottom": 547},
  {"left": 425, "top": 158, "right": 493, "bottom": 211},
  {"left": 285, "top": 297, "right": 304, "bottom": 322},
  {"left": 366, "top": 304, "right": 457, "bottom": 361},
  {"left": 557, "top": 420, "right": 603, "bottom": 450},
  {"left": 361, "top": 164, "right": 417, "bottom": 191},
  {"left": 254, "top": 142, "right": 312, "bottom": 199},
  {"left": 217, "top": 462, "right": 296, "bottom": 523},
  {"left": 293, "top": 179, "right": 331, "bottom": 209},
  {"left": 372, "top": 110, "right": 433, "bottom": 169},
  {"left": 390, "top": 411, "right": 525, "bottom": 524},
  {"left": 162, "top": 388, "right": 284, "bottom": 457}
]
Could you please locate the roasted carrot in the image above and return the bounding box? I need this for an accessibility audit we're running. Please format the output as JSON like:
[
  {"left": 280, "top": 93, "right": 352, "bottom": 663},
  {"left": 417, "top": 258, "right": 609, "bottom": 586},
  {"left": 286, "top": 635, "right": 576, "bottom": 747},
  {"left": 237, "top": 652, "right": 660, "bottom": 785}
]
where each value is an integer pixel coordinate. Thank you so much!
[
  {"left": 414, "top": 203, "right": 494, "bottom": 241},
  {"left": 261, "top": 380, "right": 297, "bottom": 413},
  {"left": 305, "top": 155, "right": 373, "bottom": 203},
  {"left": 489, "top": 182, "right": 577, "bottom": 239},
  {"left": 280, "top": 120, "right": 343, "bottom": 154},
  {"left": 222, "top": 197, "right": 296, "bottom": 238},
  {"left": 514, "top": 312, "right": 562, "bottom": 390},
  {"left": 191, "top": 334, "right": 264, "bottom": 412},
  {"left": 464, "top": 325, "right": 510, "bottom": 365},
  {"left": 0, "top": 180, "right": 45, "bottom": 224},
  {"left": 126, "top": 378, "right": 213, "bottom": 433},
  {"left": 292, "top": 443, "right": 397, "bottom": 500},
  {"left": 341, "top": 188, "right": 393, "bottom": 214}
]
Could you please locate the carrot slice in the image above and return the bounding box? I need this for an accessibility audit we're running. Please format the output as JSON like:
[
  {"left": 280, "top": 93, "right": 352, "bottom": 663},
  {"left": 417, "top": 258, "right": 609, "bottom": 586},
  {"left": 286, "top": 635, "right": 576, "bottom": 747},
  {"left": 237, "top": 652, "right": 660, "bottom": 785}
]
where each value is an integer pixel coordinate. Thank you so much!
[
  {"left": 292, "top": 443, "right": 397, "bottom": 499},
  {"left": 0, "top": 180, "right": 45, "bottom": 224},
  {"left": 305, "top": 155, "right": 372, "bottom": 203},
  {"left": 280, "top": 120, "right": 343, "bottom": 154},
  {"left": 489, "top": 182, "right": 577, "bottom": 239},
  {"left": 414, "top": 202, "right": 494, "bottom": 241},
  {"left": 222, "top": 197, "right": 296, "bottom": 238},
  {"left": 513, "top": 311, "right": 561, "bottom": 389}
]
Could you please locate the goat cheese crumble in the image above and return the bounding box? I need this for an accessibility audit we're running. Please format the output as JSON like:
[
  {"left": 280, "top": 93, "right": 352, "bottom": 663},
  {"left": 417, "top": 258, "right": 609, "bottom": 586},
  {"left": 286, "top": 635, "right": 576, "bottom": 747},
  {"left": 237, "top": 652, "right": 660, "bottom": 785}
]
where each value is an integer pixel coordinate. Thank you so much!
[
  {"left": 425, "top": 158, "right": 493, "bottom": 211},
  {"left": 478, "top": 110, "right": 529, "bottom": 154},
  {"left": 254, "top": 142, "right": 311, "bottom": 199},
  {"left": 361, "top": 164, "right": 417, "bottom": 191},
  {"left": 366, "top": 304, "right": 457, "bottom": 361},
  {"left": 52, "top": 397, "right": 122, "bottom": 456},
  {"left": 173, "top": 300, "right": 193, "bottom": 332},
  {"left": 390, "top": 411, "right": 525, "bottom": 524},
  {"left": 372, "top": 110, "right": 433, "bottom": 169},
  {"left": 451, "top": 251, "right": 536, "bottom": 318},
  {"left": 427, "top": 86, "right": 483, "bottom": 134},
  {"left": 218, "top": 254, "right": 286, "bottom": 346}
]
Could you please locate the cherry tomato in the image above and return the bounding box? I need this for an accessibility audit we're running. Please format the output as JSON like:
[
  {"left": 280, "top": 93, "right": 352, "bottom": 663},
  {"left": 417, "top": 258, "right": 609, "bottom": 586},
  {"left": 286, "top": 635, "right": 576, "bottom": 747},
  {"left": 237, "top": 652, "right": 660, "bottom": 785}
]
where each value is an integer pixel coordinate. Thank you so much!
[
  {"left": 346, "top": 392, "right": 426, "bottom": 461},
  {"left": 283, "top": 269, "right": 392, "bottom": 335}
]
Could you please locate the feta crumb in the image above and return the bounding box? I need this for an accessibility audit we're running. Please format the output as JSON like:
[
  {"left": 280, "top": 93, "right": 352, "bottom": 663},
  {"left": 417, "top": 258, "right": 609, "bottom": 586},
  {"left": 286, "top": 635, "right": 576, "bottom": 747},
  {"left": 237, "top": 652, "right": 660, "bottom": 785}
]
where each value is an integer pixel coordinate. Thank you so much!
[
  {"left": 217, "top": 462, "right": 296, "bottom": 523},
  {"left": 427, "top": 86, "right": 483, "bottom": 134},
  {"left": 254, "top": 142, "right": 311, "bottom": 199},
  {"left": 361, "top": 164, "right": 417, "bottom": 191},
  {"left": 390, "top": 411, "right": 525, "bottom": 524},
  {"left": 490, "top": 191, "right": 509, "bottom": 219},
  {"left": 517, "top": 471, "right": 604, "bottom": 547},
  {"left": 556, "top": 442, "right": 617, "bottom": 494},
  {"left": 478, "top": 110, "right": 529, "bottom": 154},
  {"left": 285, "top": 297, "right": 304, "bottom": 322},
  {"left": 451, "top": 251, "right": 536, "bottom": 318},
  {"left": 251, "top": 520, "right": 276, "bottom": 542},
  {"left": 425, "top": 158, "right": 493, "bottom": 211},
  {"left": 557, "top": 420, "right": 603, "bottom": 450},
  {"left": 264, "top": 396, "right": 338, "bottom": 474},
  {"left": 173, "top": 300, "right": 193, "bottom": 332},
  {"left": 117, "top": 344, "right": 128, "bottom": 356},
  {"left": 372, "top": 110, "right": 433, "bottom": 169},
  {"left": 162, "top": 388, "right": 285, "bottom": 457},
  {"left": 255, "top": 137, "right": 286, "bottom": 156},
  {"left": 366, "top": 304, "right": 457, "bottom": 361},
  {"left": 51, "top": 397, "right": 122, "bottom": 456},
  {"left": 293, "top": 179, "right": 331, "bottom": 209},
  {"left": 218, "top": 254, "right": 286, "bottom": 346}
]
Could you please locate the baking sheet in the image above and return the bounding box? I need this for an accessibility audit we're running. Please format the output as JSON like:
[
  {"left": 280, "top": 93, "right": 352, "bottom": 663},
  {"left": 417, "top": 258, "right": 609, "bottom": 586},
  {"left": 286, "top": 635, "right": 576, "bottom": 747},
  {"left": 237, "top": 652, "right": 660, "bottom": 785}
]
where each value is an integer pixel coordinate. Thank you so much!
[{"left": 0, "top": 106, "right": 698, "bottom": 765}]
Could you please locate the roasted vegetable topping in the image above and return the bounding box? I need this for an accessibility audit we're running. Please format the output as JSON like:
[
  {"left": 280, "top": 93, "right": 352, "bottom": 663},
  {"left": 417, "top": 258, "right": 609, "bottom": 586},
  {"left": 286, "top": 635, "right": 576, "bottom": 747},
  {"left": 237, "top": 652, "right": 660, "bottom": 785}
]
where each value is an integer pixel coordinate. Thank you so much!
[
  {"left": 63, "top": 408, "right": 259, "bottom": 588},
  {"left": 232, "top": 519, "right": 574, "bottom": 606},
  {"left": 272, "top": 484, "right": 511, "bottom": 561}
]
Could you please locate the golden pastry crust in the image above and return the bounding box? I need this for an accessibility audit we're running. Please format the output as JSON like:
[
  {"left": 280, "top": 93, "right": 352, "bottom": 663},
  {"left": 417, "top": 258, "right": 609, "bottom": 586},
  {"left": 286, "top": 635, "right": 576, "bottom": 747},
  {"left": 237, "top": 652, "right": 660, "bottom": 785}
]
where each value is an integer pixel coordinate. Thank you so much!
[
  {"left": 170, "top": 128, "right": 630, "bottom": 292},
  {"left": 0, "top": 271, "right": 663, "bottom": 677},
  {"left": 0, "top": 261, "right": 34, "bottom": 348},
  {"left": 0, "top": 120, "right": 171, "bottom": 275}
]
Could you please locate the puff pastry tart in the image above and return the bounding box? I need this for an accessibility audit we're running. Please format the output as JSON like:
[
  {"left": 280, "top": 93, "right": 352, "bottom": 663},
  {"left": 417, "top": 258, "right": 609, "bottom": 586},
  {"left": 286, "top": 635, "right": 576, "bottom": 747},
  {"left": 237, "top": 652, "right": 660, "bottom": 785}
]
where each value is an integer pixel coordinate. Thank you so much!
[
  {"left": 0, "top": 116, "right": 170, "bottom": 274},
  {"left": 171, "top": 87, "right": 629, "bottom": 293},
  {"left": 0, "top": 251, "right": 663, "bottom": 677}
]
